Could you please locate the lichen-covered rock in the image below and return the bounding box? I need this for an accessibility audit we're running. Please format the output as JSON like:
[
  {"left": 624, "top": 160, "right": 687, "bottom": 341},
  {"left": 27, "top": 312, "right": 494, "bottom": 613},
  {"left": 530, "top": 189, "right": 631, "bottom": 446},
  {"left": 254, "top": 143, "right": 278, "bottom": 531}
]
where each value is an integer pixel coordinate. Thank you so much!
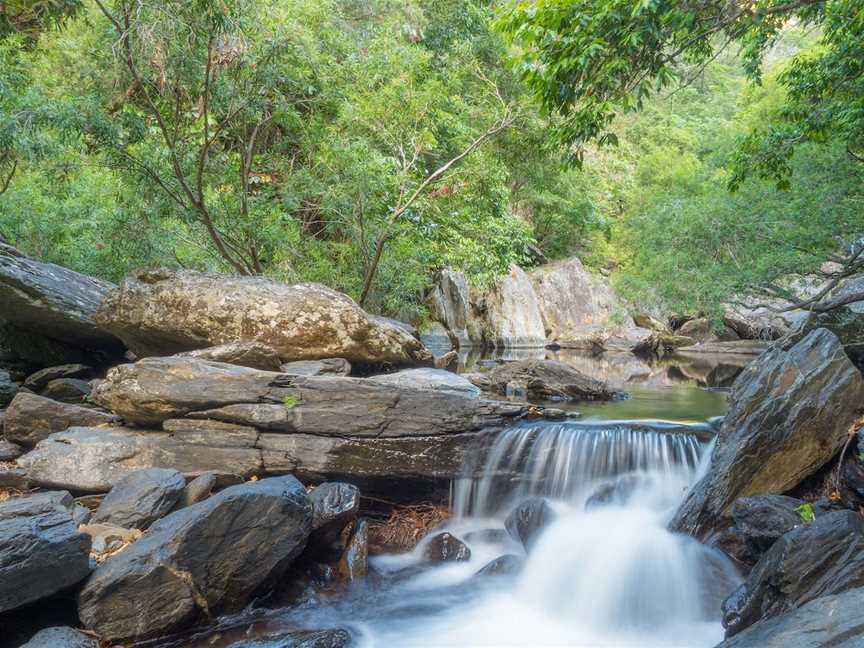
[
  {"left": 0, "top": 241, "right": 124, "bottom": 363},
  {"left": 4, "top": 392, "right": 121, "bottom": 446},
  {"left": 0, "top": 491, "right": 92, "bottom": 613},
  {"left": 95, "top": 269, "right": 431, "bottom": 365},
  {"left": 670, "top": 329, "right": 864, "bottom": 539},
  {"left": 92, "top": 467, "right": 186, "bottom": 529},
  {"left": 78, "top": 476, "right": 312, "bottom": 642},
  {"left": 178, "top": 341, "right": 282, "bottom": 371}
]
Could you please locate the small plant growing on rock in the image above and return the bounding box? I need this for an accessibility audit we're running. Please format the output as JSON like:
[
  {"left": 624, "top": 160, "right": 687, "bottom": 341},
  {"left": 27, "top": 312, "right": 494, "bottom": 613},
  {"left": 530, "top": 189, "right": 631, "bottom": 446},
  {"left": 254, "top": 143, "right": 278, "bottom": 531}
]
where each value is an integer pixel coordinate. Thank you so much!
[
  {"left": 795, "top": 503, "right": 815, "bottom": 524},
  {"left": 282, "top": 395, "right": 300, "bottom": 409}
]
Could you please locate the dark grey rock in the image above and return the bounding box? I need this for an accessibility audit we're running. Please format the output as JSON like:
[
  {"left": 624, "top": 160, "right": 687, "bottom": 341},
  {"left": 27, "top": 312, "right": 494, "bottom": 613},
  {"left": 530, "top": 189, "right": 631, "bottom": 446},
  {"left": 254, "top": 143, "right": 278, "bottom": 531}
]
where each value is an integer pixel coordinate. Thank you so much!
[
  {"left": 721, "top": 495, "right": 810, "bottom": 565},
  {"left": 78, "top": 476, "right": 313, "bottom": 642},
  {"left": 226, "top": 629, "right": 353, "bottom": 648},
  {"left": 0, "top": 241, "right": 125, "bottom": 363},
  {"left": 423, "top": 532, "right": 471, "bottom": 562},
  {"left": 92, "top": 468, "right": 186, "bottom": 529},
  {"left": 722, "top": 510, "right": 864, "bottom": 636},
  {"left": 716, "top": 587, "right": 864, "bottom": 647},
  {"left": 20, "top": 626, "right": 98, "bottom": 648},
  {"left": 310, "top": 482, "right": 360, "bottom": 548},
  {"left": 475, "top": 554, "right": 524, "bottom": 577},
  {"left": 178, "top": 341, "right": 282, "bottom": 371},
  {"left": 41, "top": 377, "right": 91, "bottom": 403},
  {"left": 505, "top": 497, "right": 557, "bottom": 551},
  {"left": 670, "top": 329, "right": 864, "bottom": 539},
  {"left": 23, "top": 364, "right": 93, "bottom": 391},
  {"left": 175, "top": 471, "right": 217, "bottom": 509},
  {"left": 0, "top": 491, "right": 92, "bottom": 613},
  {"left": 782, "top": 306, "right": 864, "bottom": 368},
  {"left": 4, "top": 392, "right": 121, "bottom": 445},
  {"left": 0, "top": 368, "right": 18, "bottom": 406},
  {"left": 337, "top": 518, "right": 368, "bottom": 581},
  {"left": 0, "top": 437, "right": 23, "bottom": 461},
  {"left": 280, "top": 358, "right": 352, "bottom": 376}
]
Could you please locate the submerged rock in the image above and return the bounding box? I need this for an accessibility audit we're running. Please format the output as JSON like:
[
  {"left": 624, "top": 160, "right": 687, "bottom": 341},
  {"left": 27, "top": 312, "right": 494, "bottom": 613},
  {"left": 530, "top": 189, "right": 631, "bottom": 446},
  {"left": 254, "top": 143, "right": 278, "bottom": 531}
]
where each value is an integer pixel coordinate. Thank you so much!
[
  {"left": 95, "top": 268, "right": 431, "bottom": 365},
  {"left": 0, "top": 491, "right": 92, "bottom": 613},
  {"left": 78, "top": 476, "right": 312, "bottom": 642},
  {"left": 505, "top": 498, "right": 557, "bottom": 551},
  {"left": 423, "top": 532, "right": 471, "bottom": 562},
  {"left": 20, "top": 627, "right": 98, "bottom": 648},
  {"left": 469, "top": 359, "right": 619, "bottom": 401},
  {"left": 178, "top": 341, "right": 282, "bottom": 371},
  {"left": 670, "top": 329, "right": 864, "bottom": 539},
  {"left": 716, "top": 587, "right": 864, "bottom": 647},
  {"left": 722, "top": 510, "right": 864, "bottom": 637},
  {"left": 92, "top": 467, "right": 186, "bottom": 529},
  {"left": 4, "top": 392, "right": 121, "bottom": 445}
]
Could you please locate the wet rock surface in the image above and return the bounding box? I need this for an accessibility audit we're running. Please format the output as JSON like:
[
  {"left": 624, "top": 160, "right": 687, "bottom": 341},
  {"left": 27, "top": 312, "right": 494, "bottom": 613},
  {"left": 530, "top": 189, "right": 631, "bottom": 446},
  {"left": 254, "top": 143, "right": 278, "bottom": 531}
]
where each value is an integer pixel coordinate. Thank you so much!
[
  {"left": 4, "top": 392, "right": 120, "bottom": 446},
  {"left": 475, "top": 554, "right": 524, "bottom": 577},
  {"left": 716, "top": 586, "right": 864, "bottom": 647},
  {"left": 310, "top": 482, "right": 360, "bottom": 549},
  {"left": 226, "top": 629, "right": 353, "bottom": 648},
  {"left": 78, "top": 476, "right": 313, "bottom": 642},
  {"left": 505, "top": 497, "right": 557, "bottom": 551},
  {"left": 0, "top": 491, "right": 92, "bottom": 613},
  {"left": 721, "top": 510, "right": 864, "bottom": 637},
  {"left": 670, "top": 329, "right": 864, "bottom": 539},
  {"left": 423, "top": 532, "right": 471, "bottom": 562},
  {"left": 91, "top": 467, "right": 186, "bottom": 529},
  {"left": 337, "top": 519, "right": 369, "bottom": 580},
  {"left": 95, "top": 268, "right": 430, "bottom": 365}
]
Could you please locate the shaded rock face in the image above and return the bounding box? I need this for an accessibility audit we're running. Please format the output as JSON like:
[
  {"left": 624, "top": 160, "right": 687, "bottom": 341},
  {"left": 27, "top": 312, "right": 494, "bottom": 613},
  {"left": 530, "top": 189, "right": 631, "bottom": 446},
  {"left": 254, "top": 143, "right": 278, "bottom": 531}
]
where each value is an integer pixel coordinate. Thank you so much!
[
  {"left": 20, "top": 627, "right": 99, "bottom": 648},
  {"left": 78, "top": 476, "right": 312, "bottom": 642},
  {"left": 368, "top": 368, "right": 481, "bottom": 398},
  {"left": 481, "top": 265, "right": 546, "bottom": 348},
  {"left": 23, "top": 363, "right": 93, "bottom": 391},
  {"left": 310, "top": 482, "right": 360, "bottom": 549},
  {"left": 280, "top": 358, "right": 352, "bottom": 377},
  {"left": 1, "top": 368, "right": 19, "bottom": 406},
  {"left": 419, "top": 320, "right": 453, "bottom": 350},
  {"left": 717, "top": 587, "right": 864, "bottom": 648},
  {"left": 782, "top": 307, "right": 864, "bottom": 368},
  {"left": 469, "top": 359, "right": 618, "bottom": 401},
  {"left": 95, "top": 269, "right": 430, "bottom": 365},
  {"left": 178, "top": 342, "right": 282, "bottom": 371},
  {"left": 4, "top": 392, "right": 121, "bottom": 446},
  {"left": 720, "top": 495, "right": 808, "bottom": 565},
  {"left": 529, "top": 257, "right": 632, "bottom": 343},
  {"left": 175, "top": 472, "right": 217, "bottom": 509},
  {"left": 722, "top": 510, "right": 864, "bottom": 637},
  {"left": 423, "top": 532, "right": 471, "bottom": 562},
  {"left": 505, "top": 497, "right": 556, "bottom": 551},
  {"left": 41, "top": 377, "right": 91, "bottom": 403},
  {"left": 0, "top": 438, "right": 24, "bottom": 461},
  {"left": 0, "top": 491, "right": 92, "bottom": 613},
  {"left": 92, "top": 468, "right": 186, "bottom": 530},
  {"left": 17, "top": 425, "right": 492, "bottom": 497},
  {"left": 427, "top": 269, "right": 474, "bottom": 348},
  {"left": 93, "top": 356, "right": 531, "bottom": 434},
  {"left": 670, "top": 329, "right": 864, "bottom": 539},
  {"left": 0, "top": 242, "right": 125, "bottom": 363}
]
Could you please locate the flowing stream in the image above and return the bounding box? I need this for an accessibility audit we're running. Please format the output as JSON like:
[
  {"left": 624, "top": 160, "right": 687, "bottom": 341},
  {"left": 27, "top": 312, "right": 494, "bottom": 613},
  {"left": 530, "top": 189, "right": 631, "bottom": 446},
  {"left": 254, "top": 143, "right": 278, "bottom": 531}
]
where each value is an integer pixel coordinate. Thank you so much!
[{"left": 178, "top": 354, "right": 743, "bottom": 648}]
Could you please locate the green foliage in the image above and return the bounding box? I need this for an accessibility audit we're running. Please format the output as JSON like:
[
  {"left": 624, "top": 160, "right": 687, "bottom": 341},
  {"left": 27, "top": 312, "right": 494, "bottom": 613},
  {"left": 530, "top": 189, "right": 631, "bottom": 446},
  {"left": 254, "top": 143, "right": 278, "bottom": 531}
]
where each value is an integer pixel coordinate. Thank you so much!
[
  {"left": 282, "top": 394, "right": 300, "bottom": 409},
  {"left": 795, "top": 503, "right": 815, "bottom": 524}
]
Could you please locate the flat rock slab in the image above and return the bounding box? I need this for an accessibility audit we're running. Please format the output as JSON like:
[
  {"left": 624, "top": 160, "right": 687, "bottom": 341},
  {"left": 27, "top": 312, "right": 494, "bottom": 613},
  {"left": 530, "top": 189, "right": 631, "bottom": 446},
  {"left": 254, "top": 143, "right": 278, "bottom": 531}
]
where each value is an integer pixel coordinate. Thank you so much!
[
  {"left": 0, "top": 491, "right": 92, "bottom": 613},
  {"left": 4, "top": 392, "right": 121, "bottom": 445},
  {"left": 17, "top": 424, "right": 495, "bottom": 496},
  {"left": 78, "top": 476, "right": 312, "bottom": 642},
  {"left": 178, "top": 341, "right": 282, "bottom": 371},
  {"left": 670, "top": 329, "right": 864, "bottom": 539},
  {"left": 95, "top": 268, "right": 430, "bottom": 365},
  {"left": 23, "top": 363, "right": 93, "bottom": 391},
  {"left": 367, "top": 368, "right": 481, "bottom": 398},
  {"left": 280, "top": 358, "right": 352, "bottom": 376},
  {"left": 92, "top": 467, "right": 186, "bottom": 529},
  {"left": 94, "top": 356, "right": 534, "bottom": 434},
  {"left": 468, "top": 359, "right": 619, "bottom": 401}
]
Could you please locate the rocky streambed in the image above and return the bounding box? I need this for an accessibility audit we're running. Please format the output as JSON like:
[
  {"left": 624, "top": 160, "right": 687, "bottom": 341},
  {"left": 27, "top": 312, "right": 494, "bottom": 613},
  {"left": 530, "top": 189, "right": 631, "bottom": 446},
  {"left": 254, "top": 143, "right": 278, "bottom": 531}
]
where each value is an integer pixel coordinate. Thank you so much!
[{"left": 2, "top": 241, "right": 864, "bottom": 647}]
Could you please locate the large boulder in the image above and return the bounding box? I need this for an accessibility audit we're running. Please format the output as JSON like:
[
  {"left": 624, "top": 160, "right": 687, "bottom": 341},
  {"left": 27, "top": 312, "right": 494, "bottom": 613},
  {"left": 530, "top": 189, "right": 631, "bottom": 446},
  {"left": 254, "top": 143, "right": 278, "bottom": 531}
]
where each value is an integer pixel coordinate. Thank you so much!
[
  {"left": 479, "top": 265, "right": 546, "bottom": 348},
  {"left": 716, "top": 587, "right": 864, "bottom": 647},
  {"left": 426, "top": 269, "right": 475, "bottom": 348},
  {"left": 467, "top": 359, "right": 619, "bottom": 401},
  {"left": 529, "top": 257, "right": 632, "bottom": 343},
  {"left": 4, "top": 392, "right": 121, "bottom": 446},
  {"left": 78, "top": 476, "right": 312, "bottom": 642},
  {"left": 93, "top": 356, "right": 532, "bottom": 433},
  {"left": 177, "top": 341, "right": 282, "bottom": 371},
  {"left": 0, "top": 491, "right": 92, "bottom": 613},
  {"left": 92, "top": 467, "right": 186, "bottom": 529},
  {"left": 670, "top": 329, "right": 864, "bottom": 539},
  {"left": 17, "top": 424, "right": 495, "bottom": 496},
  {"left": 0, "top": 241, "right": 125, "bottom": 363},
  {"left": 94, "top": 269, "right": 431, "bottom": 365},
  {"left": 722, "top": 510, "right": 864, "bottom": 637}
]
